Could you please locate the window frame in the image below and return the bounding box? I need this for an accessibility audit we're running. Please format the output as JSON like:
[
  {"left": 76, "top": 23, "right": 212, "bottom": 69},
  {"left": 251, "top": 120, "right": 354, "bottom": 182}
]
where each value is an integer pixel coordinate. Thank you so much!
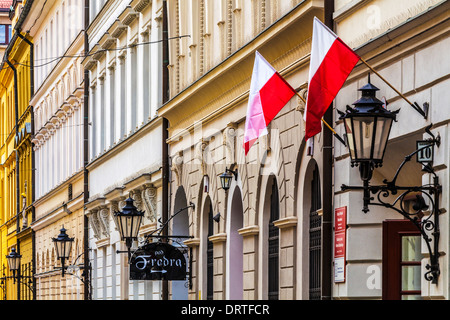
[
  {"left": 0, "top": 24, "right": 11, "bottom": 45},
  {"left": 382, "top": 219, "right": 422, "bottom": 300}
]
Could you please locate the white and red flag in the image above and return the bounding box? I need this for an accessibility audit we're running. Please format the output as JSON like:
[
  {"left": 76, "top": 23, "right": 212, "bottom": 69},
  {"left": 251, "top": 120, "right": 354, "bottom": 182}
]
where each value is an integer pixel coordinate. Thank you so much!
[
  {"left": 244, "top": 51, "right": 296, "bottom": 155},
  {"left": 304, "top": 17, "right": 360, "bottom": 141}
]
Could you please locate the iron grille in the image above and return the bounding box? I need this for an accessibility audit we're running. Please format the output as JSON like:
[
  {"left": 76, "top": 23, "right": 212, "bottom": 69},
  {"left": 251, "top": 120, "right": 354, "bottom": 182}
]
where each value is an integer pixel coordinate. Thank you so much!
[
  {"left": 207, "top": 204, "right": 214, "bottom": 300},
  {"left": 20, "top": 262, "right": 34, "bottom": 300},
  {"left": 268, "top": 180, "right": 279, "bottom": 300},
  {"left": 309, "top": 165, "right": 322, "bottom": 300}
]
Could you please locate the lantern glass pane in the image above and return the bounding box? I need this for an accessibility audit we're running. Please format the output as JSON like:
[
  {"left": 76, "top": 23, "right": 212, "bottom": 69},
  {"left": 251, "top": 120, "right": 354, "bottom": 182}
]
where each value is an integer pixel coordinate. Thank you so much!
[
  {"left": 353, "top": 117, "right": 375, "bottom": 160},
  {"left": 118, "top": 215, "right": 142, "bottom": 240},
  {"left": 63, "top": 240, "right": 73, "bottom": 259},
  {"left": 132, "top": 215, "right": 143, "bottom": 239},
  {"left": 54, "top": 239, "right": 73, "bottom": 260},
  {"left": 54, "top": 241, "right": 61, "bottom": 259},
  {"left": 372, "top": 117, "right": 393, "bottom": 161},
  {"left": 220, "top": 174, "right": 232, "bottom": 190},
  {"left": 117, "top": 215, "right": 126, "bottom": 240},
  {"left": 344, "top": 118, "right": 356, "bottom": 160},
  {"left": 7, "top": 255, "right": 20, "bottom": 271}
]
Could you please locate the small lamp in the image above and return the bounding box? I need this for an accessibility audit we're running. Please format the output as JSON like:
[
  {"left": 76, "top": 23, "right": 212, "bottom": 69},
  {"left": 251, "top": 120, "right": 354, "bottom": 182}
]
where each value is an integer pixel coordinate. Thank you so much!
[
  {"left": 113, "top": 197, "right": 144, "bottom": 256},
  {"left": 220, "top": 168, "right": 238, "bottom": 191},
  {"left": 52, "top": 226, "right": 74, "bottom": 277},
  {"left": 6, "top": 248, "right": 21, "bottom": 282}
]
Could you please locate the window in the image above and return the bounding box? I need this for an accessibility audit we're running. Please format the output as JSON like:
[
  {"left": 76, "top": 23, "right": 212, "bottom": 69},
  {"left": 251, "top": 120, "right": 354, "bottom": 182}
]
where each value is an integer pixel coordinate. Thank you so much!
[
  {"left": 382, "top": 220, "right": 423, "bottom": 300},
  {"left": 206, "top": 202, "right": 214, "bottom": 300},
  {"left": 268, "top": 179, "right": 279, "bottom": 300},
  {"left": 0, "top": 24, "right": 11, "bottom": 45},
  {"left": 309, "top": 164, "right": 322, "bottom": 300}
]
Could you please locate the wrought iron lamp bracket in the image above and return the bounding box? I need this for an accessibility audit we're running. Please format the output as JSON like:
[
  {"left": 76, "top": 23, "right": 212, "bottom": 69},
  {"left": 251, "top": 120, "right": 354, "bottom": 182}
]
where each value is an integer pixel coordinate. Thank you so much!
[
  {"left": 341, "top": 126, "right": 442, "bottom": 283},
  {"left": 53, "top": 251, "right": 93, "bottom": 299},
  {"left": 0, "top": 263, "right": 35, "bottom": 293}
]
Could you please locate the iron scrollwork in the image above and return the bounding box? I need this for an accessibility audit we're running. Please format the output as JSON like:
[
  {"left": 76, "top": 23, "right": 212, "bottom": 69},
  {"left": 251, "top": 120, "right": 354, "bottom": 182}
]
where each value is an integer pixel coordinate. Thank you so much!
[{"left": 341, "top": 125, "right": 442, "bottom": 283}]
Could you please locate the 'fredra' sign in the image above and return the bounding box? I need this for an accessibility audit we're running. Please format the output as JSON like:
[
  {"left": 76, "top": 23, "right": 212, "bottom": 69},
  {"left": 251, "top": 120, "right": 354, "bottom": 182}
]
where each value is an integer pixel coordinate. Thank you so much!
[{"left": 130, "top": 242, "right": 187, "bottom": 281}]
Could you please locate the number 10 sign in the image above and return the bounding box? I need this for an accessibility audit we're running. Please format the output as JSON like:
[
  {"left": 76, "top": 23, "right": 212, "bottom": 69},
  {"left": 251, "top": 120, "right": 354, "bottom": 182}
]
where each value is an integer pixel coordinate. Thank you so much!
[{"left": 416, "top": 140, "right": 434, "bottom": 164}]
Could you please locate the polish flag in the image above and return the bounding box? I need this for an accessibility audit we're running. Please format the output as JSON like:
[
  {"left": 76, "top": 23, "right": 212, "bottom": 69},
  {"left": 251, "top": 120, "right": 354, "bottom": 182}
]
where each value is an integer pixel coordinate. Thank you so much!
[
  {"left": 304, "top": 17, "right": 360, "bottom": 141},
  {"left": 244, "top": 51, "right": 296, "bottom": 155}
]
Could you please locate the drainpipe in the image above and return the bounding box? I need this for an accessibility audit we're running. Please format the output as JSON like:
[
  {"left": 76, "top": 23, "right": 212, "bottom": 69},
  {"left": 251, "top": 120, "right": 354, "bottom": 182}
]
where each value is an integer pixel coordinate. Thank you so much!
[
  {"left": 83, "top": 0, "right": 91, "bottom": 301},
  {"left": 161, "top": 0, "right": 169, "bottom": 301},
  {"left": 16, "top": 33, "right": 34, "bottom": 97},
  {"left": 321, "top": 0, "right": 334, "bottom": 300},
  {"left": 6, "top": 59, "right": 20, "bottom": 232}
]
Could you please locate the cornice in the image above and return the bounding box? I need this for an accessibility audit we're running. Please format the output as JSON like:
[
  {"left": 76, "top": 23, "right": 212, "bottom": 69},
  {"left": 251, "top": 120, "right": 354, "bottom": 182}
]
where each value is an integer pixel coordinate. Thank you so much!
[
  {"left": 238, "top": 225, "right": 260, "bottom": 237},
  {"left": 32, "top": 191, "right": 84, "bottom": 231},
  {"left": 273, "top": 216, "right": 298, "bottom": 229},
  {"left": 158, "top": 1, "right": 321, "bottom": 139},
  {"left": 209, "top": 233, "right": 227, "bottom": 243},
  {"left": 33, "top": 170, "right": 84, "bottom": 207}
]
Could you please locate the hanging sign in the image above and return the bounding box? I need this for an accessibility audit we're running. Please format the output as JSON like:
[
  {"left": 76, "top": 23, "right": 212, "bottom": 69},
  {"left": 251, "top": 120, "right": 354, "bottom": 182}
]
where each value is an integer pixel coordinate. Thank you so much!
[
  {"left": 130, "top": 242, "right": 187, "bottom": 281},
  {"left": 334, "top": 206, "right": 347, "bottom": 283}
]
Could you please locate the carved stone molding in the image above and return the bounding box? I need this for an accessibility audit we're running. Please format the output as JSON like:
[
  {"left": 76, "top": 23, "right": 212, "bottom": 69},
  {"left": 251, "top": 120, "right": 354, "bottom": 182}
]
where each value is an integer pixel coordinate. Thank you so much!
[
  {"left": 141, "top": 186, "right": 157, "bottom": 222},
  {"left": 171, "top": 152, "right": 184, "bottom": 186},
  {"left": 99, "top": 208, "right": 110, "bottom": 237},
  {"left": 131, "top": 189, "right": 144, "bottom": 211},
  {"left": 109, "top": 201, "right": 120, "bottom": 231},
  {"left": 131, "top": 0, "right": 151, "bottom": 12},
  {"left": 273, "top": 216, "right": 297, "bottom": 229},
  {"left": 295, "top": 88, "right": 307, "bottom": 114},
  {"left": 194, "top": 139, "right": 209, "bottom": 175},
  {"left": 87, "top": 206, "right": 112, "bottom": 241},
  {"left": 238, "top": 225, "right": 259, "bottom": 237},
  {"left": 223, "top": 123, "right": 237, "bottom": 165},
  {"left": 87, "top": 209, "right": 102, "bottom": 240}
]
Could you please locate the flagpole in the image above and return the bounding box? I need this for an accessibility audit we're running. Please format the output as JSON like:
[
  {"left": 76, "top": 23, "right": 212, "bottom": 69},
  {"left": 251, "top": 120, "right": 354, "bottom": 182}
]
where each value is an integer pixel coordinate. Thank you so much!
[
  {"left": 295, "top": 91, "right": 346, "bottom": 146},
  {"left": 359, "top": 57, "right": 428, "bottom": 119}
]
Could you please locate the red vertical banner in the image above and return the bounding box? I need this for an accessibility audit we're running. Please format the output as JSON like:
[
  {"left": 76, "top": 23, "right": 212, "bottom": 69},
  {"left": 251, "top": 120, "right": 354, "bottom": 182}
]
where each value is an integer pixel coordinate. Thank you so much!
[{"left": 334, "top": 207, "right": 347, "bottom": 283}]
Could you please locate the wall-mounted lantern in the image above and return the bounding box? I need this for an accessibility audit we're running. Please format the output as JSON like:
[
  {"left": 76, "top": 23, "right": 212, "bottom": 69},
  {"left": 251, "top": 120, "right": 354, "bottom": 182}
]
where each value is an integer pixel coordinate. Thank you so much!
[
  {"left": 340, "top": 78, "right": 442, "bottom": 284},
  {"left": 220, "top": 168, "right": 238, "bottom": 191}
]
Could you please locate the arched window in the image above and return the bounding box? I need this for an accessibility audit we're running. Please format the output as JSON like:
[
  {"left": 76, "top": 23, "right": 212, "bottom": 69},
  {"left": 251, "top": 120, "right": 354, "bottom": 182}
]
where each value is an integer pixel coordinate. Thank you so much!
[
  {"left": 172, "top": 186, "right": 190, "bottom": 300},
  {"left": 227, "top": 186, "right": 243, "bottom": 299},
  {"left": 268, "top": 178, "right": 279, "bottom": 300},
  {"left": 309, "top": 163, "right": 321, "bottom": 300},
  {"left": 206, "top": 201, "right": 214, "bottom": 300}
]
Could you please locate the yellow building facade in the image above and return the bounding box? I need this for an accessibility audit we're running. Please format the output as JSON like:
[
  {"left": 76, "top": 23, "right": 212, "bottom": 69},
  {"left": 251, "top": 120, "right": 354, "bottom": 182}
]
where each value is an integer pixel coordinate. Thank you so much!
[{"left": 0, "top": 0, "right": 34, "bottom": 300}]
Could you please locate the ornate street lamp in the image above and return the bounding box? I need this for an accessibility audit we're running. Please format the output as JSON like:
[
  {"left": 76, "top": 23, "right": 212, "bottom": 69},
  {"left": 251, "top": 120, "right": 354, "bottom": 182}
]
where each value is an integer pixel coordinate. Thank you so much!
[
  {"left": 52, "top": 226, "right": 74, "bottom": 277},
  {"left": 113, "top": 197, "right": 144, "bottom": 258},
  {"left": 340, "top": 77, "right": 442, "bottom": 284},
  {"left": 4, "top": 247, "right": 34, "bottom": 299},
  {"left": 50, "top": 227, "right": 92, "bottom": 299},
  {"left": 220, "top": 168, "right": 238, "bottom": 191},
  {"left": 6, "top": 248, "right": 21, "bottom": 283},
  {"left": 340, "top": 80, "right": 398, "bottom": 181}
]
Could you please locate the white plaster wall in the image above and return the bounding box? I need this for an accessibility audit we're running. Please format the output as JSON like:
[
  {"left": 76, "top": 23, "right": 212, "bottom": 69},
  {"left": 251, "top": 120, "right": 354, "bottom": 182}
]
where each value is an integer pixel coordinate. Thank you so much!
[{"left": 333, "top": 4, "right": 450, "bottom": 299}]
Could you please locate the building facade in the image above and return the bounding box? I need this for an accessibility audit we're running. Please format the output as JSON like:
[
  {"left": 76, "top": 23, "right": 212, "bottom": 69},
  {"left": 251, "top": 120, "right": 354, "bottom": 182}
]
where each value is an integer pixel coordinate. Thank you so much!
[
  {"left": 83, "top": 0, "right": 166, "bottom": 300},
  {"left": 159, "top": 0, "right": 331, "bottom": 300},
  {"left": 332, "top": 0, "right": 449, "bottom": 300},
  {"left": 25, "top": 0, "right": 86, "bottom": 300},
  {"left": 0, "top": 0, "right": 34, "bottom": 301},
  {"left": 0, "top": 0, "right": 447, "bottom": 301}
]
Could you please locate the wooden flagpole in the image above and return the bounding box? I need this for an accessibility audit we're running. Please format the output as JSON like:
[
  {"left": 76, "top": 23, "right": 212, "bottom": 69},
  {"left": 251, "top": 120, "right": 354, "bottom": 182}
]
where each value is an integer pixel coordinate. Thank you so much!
[
  {"left": 359, "top": 57, "right": 428, "bottom": 119},
  {"left": 295, "top": 91, "right": 346, "bottom": 146}
]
